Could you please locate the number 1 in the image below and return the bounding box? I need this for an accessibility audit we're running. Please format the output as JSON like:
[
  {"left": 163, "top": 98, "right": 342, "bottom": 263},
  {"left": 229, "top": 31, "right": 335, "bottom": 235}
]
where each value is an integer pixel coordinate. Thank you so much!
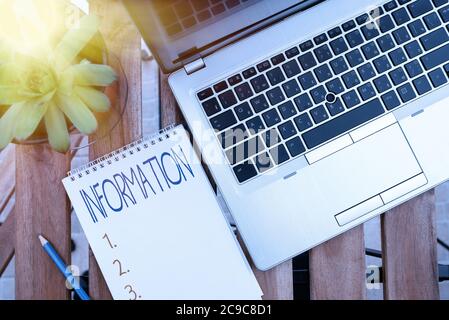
[{"left": 102, "top": 233, "right": 117, "bottom": 249}]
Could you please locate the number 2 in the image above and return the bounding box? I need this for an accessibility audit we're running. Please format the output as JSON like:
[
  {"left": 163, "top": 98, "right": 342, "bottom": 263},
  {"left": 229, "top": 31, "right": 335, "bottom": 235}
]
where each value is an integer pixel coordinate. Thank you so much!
[{"left": 113, "top": 259, "right": 129, "bottom": 276}]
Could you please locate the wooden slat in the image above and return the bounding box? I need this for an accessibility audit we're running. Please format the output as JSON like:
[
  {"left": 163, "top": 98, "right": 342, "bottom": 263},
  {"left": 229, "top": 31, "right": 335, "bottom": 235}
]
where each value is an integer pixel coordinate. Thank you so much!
[
  {"left": 309, "top": 226, "right": 366, "bottom": 300},
  {"left": 0, "top": 145, "right": 15, "bottom": 215},
  {"left": 0, "top": 210, "right": 15, "bottom": 276},
  {"left": 159, "top": 73, "right": 293, "bottom": 300},
  {"left": 88, "top": 0, "right": 142, "bottom": 300},
  {"left": 381, "top": 190, "right": 439, "bottom": 300},
  {"left": 15, "top": 144, "right": 71, "bottom": 300}
]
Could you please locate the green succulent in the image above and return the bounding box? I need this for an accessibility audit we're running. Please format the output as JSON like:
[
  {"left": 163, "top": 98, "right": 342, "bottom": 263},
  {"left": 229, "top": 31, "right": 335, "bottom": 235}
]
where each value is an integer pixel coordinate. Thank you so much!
[{"left": 0, "top": 8, "right": 116, "bottom": 152}]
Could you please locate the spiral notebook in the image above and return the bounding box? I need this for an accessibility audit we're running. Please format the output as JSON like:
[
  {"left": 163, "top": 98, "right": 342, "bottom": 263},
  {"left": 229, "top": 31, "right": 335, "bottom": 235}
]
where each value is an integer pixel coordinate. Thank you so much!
[{"left": 62, "top": 125, "right": 262, "bottom": 300}]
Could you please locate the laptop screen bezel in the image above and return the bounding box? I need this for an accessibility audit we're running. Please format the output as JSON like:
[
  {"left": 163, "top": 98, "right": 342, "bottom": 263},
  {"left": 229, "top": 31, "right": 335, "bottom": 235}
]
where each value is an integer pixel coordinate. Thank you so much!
[{"left": 123, "top": 0, "right": 326, "bottom": 74}]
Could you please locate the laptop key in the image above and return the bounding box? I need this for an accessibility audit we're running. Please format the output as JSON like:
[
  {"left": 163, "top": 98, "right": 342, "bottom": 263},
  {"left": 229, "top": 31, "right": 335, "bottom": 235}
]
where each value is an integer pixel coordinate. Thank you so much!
[
  {"left": 256, "top": 60, "right": 271, "bottom": 72},
  {"left": 378, "top": 15, "right": 396, "bottom": 33},
  {"left": 377, "top": 34, "right": 396, "bottom": 52},
  {"left": 269, "top": 144, "right": 290, "bottom": 165},
  {"left": 374, "top": 74, "right": 393, "bottom": 93},
  {"left": 342, "top": 90, "right": 361, "bottom": 108},
  {"left": 266, "top": 87, "right": 286, "bottom": 105},
  {"left": 397, "top": 83, "right": 417, "bottom": 102},
  {"left": 282, "top": 60, "right": 301, "bottom": 78},
  {"left": 294, "top": 93, "right": 314, "bottom": 112},
  {"left": 298, "top": 71, "right": 317, "bottom": 90},
  {"left": 299, "top": 40, "right": 314, "bottom": 52},
  {"left": 242, "top": 67, "right": 257, "bottom": 79},
  {"left": 404, "top": 40, "right": 423, "bottom": 58},
  {"left": 314, "top": 33, "right": 328, "bottom": 45},
  {"left": 330, "top": 37, "right": 349, "bottom": 55},
  {"left": 218, "top": 124, "right": 249, "bottom": 149},
  {"left": 278, "top": 121, "right": 297, "bottom": 139},
  {"left": 235, "top": 83, "right": 254, "bottom": 101},
  {"left": 198, "top": 88, "right": 213, "bottom": 101},
  {"left": 346, "top": 29, "right": 364, "bottom": 47},
  {"left": 214, "top": 81, "right": 228, "bottom": 93},
  {"left": 246, "top": 116, "right": 266, "bottom": 134},
  {"left": 374, "top": 55, "right": 392, "bottom": 73},
  {"left": 423, "top": 12, "right": 442, "bottom": 30},
  {"left": 420, "top": 43, "right": 449, "bottom": 70},
  {"left": 389, "top": 48, "right": 407, "bottom": 66},
  {"left": 250, "top": 95, "right": 270, "bottom": 113},
  {"left": 262, "top": 108, "right": 282, "bottom": 127},
  {"left": 286, "top": 137, "right": 306, "bottom": 157},
  {"left": 282, "top": 79, "right": 301, "bottom": 98},
  {"left": 328, "top": 26, "right": 343, "bottom": 38},
  {"left": 384, "top": 0, "right": 398, "bottom": 11},
  {"left": 202, "top": 97, "right": 221, "bottom": 116},
  {"left": 326, "top": 78, "right": 345, "bottom": 94},
  {"left": 408, "top": 20, "right": 427, "bottom": 37},
  {"left": 342, "top": 20, "right": 356, "bottom": 32},
  {"left": 413, "top": 75, "right": 433, "bottom": 94},
  {"left": 356, "top": 13, "right": 369, "bottom": 25},
  {"left": 298, "top": 52, "right": 318, "bottom": 70},
  {"left": 233, "top": 162, "right": 258, "bottom": 183},
  {"left": 439, "top": 4, "right": 449, "bottom": 22},
  {"left": 278, "top": 101, "right": 298, "bottom": 120},
  {"left": 342, "top": 70, "right": 361, "bottom": 89},
  {"left": 358, "top": 82, "right": 377, "bottom": 101},
  {"left": 408, "top": 0, "right": 433, "bottom": 18},
  {"left": 405, "top": 60, "right": 424, "bottom": 77},
  {"left": 429, "top": 68, "right": 448, "bottom": 87},
  {"left": 326, "top": 98, "right": 345, "bottom": 116},
  {"left": 218, "top": 90, "right": 238, "bottom": 108},
  {"left": 310, "top": 105, "right": 329, "bottom": 124},
  {"left": 250, "top": 75, "right": 270, "bottom": 93},
  {"left": 310, "top": 85, "right": 327, "bottom": 104},
  {"left": 314, "top": 64, "right": 333, "bottom": 82},
  {"left": 434, "top": 0, "right": 449, "bottom": 7},
  {"left": 346, "top": 49, "right": 364, "bottom": 67},
  {"left": 393, "top": 27, "right": 411, "bottom": 45},
  {"left": 357, "top": 63, "right": 376, "bottom": 81},
  {"left": 234, "top": 102, "right": 254, "bottom": 121},
  {"left": 285, "top": 47, "right": 300, "bottom": 59},
  {"left": 420, "top": 27, "right": 449, "bottom": 51},
  {"left": 381, "top": 90, "right": 401, "bottom": 110},
  {"left": 361, "top": 41, "right": 380, "bottom": 60},
  {"left": 392, "top": 7, "right": 411, "bottom": 25},
  {"left": 302, "top": 98, "right": 385, "bottom": 149},
  {"left": 361, "top": 24, "right": 380, "bottom": 41},
  {"left": 314, "top": 44, "right": 333, "bottom": 63},
  {"left": 271, "top": 53, "right": 286, "bottom": 65},
  {"left": 267, "top": 67, "right": 286, "bottom": 85},
  {"left": 228, "top": 74, "right": 243, "bottom": 86},
  {"left": 210, "top": 110, "right": 237, "bottom": 131},
  {"left": 330, "top": 56, "right": 349, "bottom": 75},
  {"left": 294, "top": 113, "right": 314, "bottom": 131},
  {"left": 390, "top": 67, "right": 407, "bottom": 85}
]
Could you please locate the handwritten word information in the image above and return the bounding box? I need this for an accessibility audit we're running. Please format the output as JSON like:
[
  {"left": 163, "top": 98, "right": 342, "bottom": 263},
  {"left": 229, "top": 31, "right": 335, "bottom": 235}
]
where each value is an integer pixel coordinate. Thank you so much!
[{"left": 79, "top": 145, "right": 195, "bottom": 223}]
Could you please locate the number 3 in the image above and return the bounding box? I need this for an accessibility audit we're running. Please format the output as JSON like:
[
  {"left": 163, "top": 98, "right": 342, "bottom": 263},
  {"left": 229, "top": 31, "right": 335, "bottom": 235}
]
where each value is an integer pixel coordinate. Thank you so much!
[{"left": 124, "top": 285, "right": 138, "bottom": 300}]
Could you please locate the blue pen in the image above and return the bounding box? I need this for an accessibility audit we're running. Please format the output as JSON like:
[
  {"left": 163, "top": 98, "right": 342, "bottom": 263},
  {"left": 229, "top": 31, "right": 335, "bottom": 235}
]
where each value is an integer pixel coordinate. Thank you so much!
[{"left": 39, "top": 235, "right": 91, "bottom": 300}]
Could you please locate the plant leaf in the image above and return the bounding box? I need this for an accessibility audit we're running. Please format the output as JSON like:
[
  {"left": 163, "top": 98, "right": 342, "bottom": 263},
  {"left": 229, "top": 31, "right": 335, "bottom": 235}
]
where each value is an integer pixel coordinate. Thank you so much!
[
  {"left": 57, "top": 93, "right": 97, "bottom": 134},
  {"left": 0, "top": 101, "right": 25, "bottom": 149},
  {"left": 74, "top": 86, "right": 110, "bottom": 112},
  {"left": 44, "top": 101, "right": 70, "bottom": 153},
  {"left": 54, "top": 15, "right": 100, "bottom": 71},
  {"left": 14, "top": 96, "right": 52, "bottom": 141},
  {"left": 70, "top": 63, "right": 117, "bottom": 86}
]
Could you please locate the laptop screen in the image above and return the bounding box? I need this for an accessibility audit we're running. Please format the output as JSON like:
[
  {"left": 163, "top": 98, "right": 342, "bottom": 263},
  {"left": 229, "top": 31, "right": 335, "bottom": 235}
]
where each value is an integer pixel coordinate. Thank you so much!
[{"left": 124, "top": 0, "right": 323, "bottom": 73}]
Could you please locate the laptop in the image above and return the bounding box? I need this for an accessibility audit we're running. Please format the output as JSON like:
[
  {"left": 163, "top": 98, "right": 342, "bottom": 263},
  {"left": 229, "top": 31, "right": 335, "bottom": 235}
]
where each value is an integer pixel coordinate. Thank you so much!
[{"left": 125, "top": 0, "right": 449, "bottom": 270}]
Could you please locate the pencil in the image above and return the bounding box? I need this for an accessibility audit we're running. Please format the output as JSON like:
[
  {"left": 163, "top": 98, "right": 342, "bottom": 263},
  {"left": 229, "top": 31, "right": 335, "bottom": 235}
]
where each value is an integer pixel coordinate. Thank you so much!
[{"left": 39, "top": 235, "right": 91, "bottom": 300}]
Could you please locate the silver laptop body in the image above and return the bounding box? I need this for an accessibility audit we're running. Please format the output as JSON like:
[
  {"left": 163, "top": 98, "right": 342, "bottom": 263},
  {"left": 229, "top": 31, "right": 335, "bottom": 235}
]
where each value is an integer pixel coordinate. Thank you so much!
[{"left": 125, "top": 0, "right": 449, "bottom": 270}]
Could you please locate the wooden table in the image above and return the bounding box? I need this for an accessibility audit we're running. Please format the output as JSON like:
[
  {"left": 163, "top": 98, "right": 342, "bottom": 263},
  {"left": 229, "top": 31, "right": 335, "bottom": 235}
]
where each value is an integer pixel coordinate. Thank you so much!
[{"left": 0, "top": 0, "right": 440, "bottom": 300}]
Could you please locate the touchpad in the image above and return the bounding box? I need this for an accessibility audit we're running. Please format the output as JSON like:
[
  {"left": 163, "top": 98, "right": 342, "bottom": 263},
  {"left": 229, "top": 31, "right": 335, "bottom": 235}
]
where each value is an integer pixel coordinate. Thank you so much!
[{"left": 307, "top": 123, "right": 422, "bottom": 215}]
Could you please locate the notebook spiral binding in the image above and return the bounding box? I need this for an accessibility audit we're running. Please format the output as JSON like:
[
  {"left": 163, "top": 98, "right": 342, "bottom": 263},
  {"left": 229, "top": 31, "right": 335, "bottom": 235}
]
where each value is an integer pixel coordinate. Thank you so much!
[{"left": 68, "top": 124, "right": 178, "bottom": 182}]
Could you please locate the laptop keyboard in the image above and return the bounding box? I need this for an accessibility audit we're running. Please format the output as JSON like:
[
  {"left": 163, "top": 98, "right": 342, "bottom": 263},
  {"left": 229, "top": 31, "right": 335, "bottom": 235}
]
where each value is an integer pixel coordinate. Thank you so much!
[{"left": 196, "top": 0, "right": 449, "bottom": 184}]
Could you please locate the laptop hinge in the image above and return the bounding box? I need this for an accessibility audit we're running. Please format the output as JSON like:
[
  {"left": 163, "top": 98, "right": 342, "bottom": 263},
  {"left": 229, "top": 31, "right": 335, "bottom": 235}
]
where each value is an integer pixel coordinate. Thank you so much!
[{"left": 183, "top": 58, "right": 206, "bottom": 75}]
